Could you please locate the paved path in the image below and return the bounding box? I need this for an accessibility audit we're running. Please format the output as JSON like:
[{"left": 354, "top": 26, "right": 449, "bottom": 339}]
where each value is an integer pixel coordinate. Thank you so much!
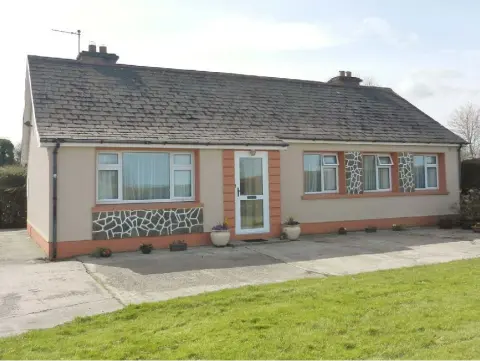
[
  {"left": 0, "top": 230, "right": 122, "bottom": 337},
  {"left": 1, "top": 228, "right": 479, "bottom": 336}
]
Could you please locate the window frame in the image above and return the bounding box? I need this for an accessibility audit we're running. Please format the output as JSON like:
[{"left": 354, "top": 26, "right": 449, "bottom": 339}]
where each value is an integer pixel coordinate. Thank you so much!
[
  {"left": 96, "top": 151, "right": 195, "bottom": 204},
  {"left": 303, "top": 153, "right": 339, "bottom": 194},
  {"left": 413, "top": 154, "right": 439, "bottom": 190},
  {"left": 363, "top": 154, "right": 393, "bottom": 193}
]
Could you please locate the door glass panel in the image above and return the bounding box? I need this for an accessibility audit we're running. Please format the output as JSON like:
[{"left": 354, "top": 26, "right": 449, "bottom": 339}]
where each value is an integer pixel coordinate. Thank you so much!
[
  {"left": 239, "top": 158, "right": 263, "bottom": 195},
  {"left": 240, "top": 200, "right": 264, "bottom": 229}
]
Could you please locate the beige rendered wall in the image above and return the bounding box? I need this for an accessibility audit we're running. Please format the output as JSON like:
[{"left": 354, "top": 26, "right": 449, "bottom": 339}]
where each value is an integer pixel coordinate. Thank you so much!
[
  {"left": 281, "top": 143, "right": 460, "bottom": 223},
  {"left": 199, "top": 149, "right": 224, "bottom": 231},
  {"left": 56, "top": 148, "right": 223, "bottom": 241},
  {"left": 27, "top": 127, "right": 51, "bottom": 240},
  {"left": 57, "top": 147, "right": 96, "bottom": 241}
]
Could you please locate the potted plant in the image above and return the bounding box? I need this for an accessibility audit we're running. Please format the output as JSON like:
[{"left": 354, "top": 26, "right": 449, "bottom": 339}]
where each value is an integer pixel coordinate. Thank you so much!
[
  {"left": 338, "top": 227, "right": 348, "bottom": 235},
  {"left": 283, "top": 216, "right": 301, "bottom": 240},
  {"left": 365, "top": 225, "right": 377, "bottom": 233},
  {"left": 169, "top": 240, "right": 187, "bottom": 251},
  {"left": 210, "top": 218, "right": 230, "bottom": 247},
  {"left": 392, "top": 224, "right": 406, "bottom": 231},
  {"left": 92, "top": 247, "right": 112, "bottom": 258},
  {"left": 139, "top": 243, "right": 153, "bottom": 254},
  {"left": 472, "top": 223, "right": 480, "bottom": 233},
  {"left": 438, "top": 216, "right": 454, "bottom": 229}
]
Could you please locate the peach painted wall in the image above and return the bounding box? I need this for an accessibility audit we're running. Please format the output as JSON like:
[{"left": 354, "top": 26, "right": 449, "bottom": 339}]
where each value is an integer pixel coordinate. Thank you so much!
[
  {"left": 55, "top": 148, "right": 223, "bottom": 242},
  {"left": 223, "top": 150, "right": 282, "bottom": 239},
  {"left": 26, "top": 126, "right": 51, "bottom": 241},
  {"left": 281, "top": 143, "right": 460, "bottom": 224}
]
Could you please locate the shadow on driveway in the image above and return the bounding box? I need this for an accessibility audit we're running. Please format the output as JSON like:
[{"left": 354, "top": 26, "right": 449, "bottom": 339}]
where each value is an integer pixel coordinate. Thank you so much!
[{"left": 80, "top": 228, "right": 478, "bottom": 275}]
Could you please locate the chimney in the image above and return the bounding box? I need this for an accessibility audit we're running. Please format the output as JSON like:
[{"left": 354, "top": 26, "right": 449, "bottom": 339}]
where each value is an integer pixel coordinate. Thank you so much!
[
  {"left": 327, "top": 70, "right": 362, "bottom": 86},
  {"left": 76, "top": 42, "right": 119, "bottom": 65}
]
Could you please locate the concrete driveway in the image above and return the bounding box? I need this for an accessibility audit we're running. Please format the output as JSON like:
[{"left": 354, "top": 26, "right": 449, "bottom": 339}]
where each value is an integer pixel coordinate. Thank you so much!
[{"left": 1, "top": 227, "right": 480, "bottom": 336}]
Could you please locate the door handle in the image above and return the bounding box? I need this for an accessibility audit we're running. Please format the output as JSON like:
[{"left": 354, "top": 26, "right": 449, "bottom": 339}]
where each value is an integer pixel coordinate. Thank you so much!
[{"left": 237, "top": 186, "right": 240, "bottom": 197}]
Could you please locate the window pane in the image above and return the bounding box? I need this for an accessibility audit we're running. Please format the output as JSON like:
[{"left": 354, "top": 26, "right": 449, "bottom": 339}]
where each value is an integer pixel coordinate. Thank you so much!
[
  {"left": 123, "top": 153, "right": 170, "bottom": 200},
  {"left": 378, "top": 168, "right": 390, "bottom": 189},
  {"left": 98, "top": 170, "right": 118, "bottom": 199},
  {"left": 240, "top": 200, "right": 264, "bottom": 229},
  {"left": 364, "top": 155, "right": 376, "bottom": 191},
  {"left": 377, "top": 155, "right": 393, "bottom": 165},
  {"left": 239, "top": 158, "right": 263, "bottom": 195},
  {"left": 98, "top": 153, "right": 118, "bottom": 164},
  {"left": 426, "top": 156, "right": 437, "bottom": 165},
  {"left": 304, "top": 155, "right": 322, "bottom": 192},
  {"left": 414, "top": 155, "right": 424, "bottom": 167},
  {"left": 323, "top": 155, "right": 338, "bottom": 165},
  {"left": 174, "top": 154, "right": 191, "bottom": 165},
  {"left": 427, "top": 167, "right": 438, "bottom": 188},
  {"left": 323, "top": 167, "right": 337, "bottom": 191},
  {"left": 174, "top": 170, "right": 192, "bottom": 197}
]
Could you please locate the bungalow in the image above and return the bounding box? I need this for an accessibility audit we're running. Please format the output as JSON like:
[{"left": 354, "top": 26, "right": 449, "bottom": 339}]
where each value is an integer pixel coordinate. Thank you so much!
[{"left": 21, "top": 45, "right": 466, "bottom": 259}]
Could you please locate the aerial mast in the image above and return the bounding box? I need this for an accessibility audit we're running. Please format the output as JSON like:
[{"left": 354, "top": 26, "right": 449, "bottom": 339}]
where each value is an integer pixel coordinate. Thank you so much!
[{"left": 51, "top": 29, "right": 81, "bottom": 53}]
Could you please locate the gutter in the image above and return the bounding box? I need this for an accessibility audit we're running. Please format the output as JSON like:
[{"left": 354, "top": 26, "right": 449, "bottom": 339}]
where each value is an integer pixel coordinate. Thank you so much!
[
  {"left": 51, "top": 141, "right": 60, "bottom": 260},
  {"left": 458, "top": 144, "right": 463, "bottom": 193}
]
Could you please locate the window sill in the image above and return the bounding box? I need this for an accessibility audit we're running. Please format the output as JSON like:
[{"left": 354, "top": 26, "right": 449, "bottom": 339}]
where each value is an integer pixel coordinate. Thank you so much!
[
  {"left": 301, "top": 190, "right": 449, "bottom": 200},
  {"left": 92, "top": 201, "right": 203, "bottom": 212}
]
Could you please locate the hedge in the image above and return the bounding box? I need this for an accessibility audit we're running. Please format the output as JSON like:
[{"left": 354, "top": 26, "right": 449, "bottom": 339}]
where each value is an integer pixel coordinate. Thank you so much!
[
  {"left": 0, "top": 166, "right": 27, "bottom": 229},
  {"left": 461, "top": 158, "right": 480, "bottom": 192}
]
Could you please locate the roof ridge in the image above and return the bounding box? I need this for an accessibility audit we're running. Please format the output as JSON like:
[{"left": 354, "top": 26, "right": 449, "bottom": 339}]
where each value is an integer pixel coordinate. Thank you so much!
[{"left": 28, "top": 54, "right": 395, "bottom": 90}]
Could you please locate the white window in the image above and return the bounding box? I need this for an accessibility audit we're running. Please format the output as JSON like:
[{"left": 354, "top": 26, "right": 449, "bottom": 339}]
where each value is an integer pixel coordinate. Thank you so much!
[
  {"left": 414, "top": 155, "right": 438, "bottom": 189},
  {"left": 97, "top": 151, "right": 194, "bottom": 203},
  {"left": 304, "top": 153, "right": 339, "bottom": 193},
  {"left": 363, "top": 154, "right": 393, "bottom": 192}
]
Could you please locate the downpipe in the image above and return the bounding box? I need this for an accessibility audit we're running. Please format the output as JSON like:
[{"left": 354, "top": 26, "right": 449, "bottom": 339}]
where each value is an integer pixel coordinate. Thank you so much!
[{"left": 51, "top": 141, "right": 60, "bottom": 260}]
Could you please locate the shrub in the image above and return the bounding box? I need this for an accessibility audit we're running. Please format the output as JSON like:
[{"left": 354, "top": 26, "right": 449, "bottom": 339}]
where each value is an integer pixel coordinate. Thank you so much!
[
  {"left": 365, "top": 225, "right": 377, "bottom": 233},
  {"left": 0, "top": 165, "right": 26, "bottom": 229},
  {"left": 284, "top": 216, "right": 300, "bottom": 226},
  {"left": 452, "top": 188, "right": 480, "bottom": 228}
]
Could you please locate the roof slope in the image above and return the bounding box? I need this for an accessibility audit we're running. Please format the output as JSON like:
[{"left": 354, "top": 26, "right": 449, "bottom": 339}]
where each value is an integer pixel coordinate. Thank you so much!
[{"left": 28, "top": 55, "right": 465, "bottom": 146}]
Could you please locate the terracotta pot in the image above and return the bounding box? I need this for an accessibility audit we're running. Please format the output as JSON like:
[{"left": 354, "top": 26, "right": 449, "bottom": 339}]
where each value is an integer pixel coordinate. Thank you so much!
[
  {"left": 210, "top": 231, "right": 230, "bottom": 247},
  {"left": 283, "top": 225, "right": 301, "bottom": 240}
]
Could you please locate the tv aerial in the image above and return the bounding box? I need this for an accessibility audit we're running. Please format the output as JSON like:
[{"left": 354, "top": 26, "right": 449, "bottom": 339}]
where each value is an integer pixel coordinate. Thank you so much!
[{"left": 51, "top": 29, "right": 81, "bottom": 53}]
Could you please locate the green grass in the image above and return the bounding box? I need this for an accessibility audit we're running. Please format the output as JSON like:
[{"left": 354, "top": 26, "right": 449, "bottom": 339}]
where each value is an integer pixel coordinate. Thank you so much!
[{"left": 1, "top": 259, "right": 480, "bottom": 359}]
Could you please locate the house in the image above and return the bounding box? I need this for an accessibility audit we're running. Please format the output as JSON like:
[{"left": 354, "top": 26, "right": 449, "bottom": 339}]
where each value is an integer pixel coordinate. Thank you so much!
[{"left": 21, "top": 45, "right": 466, "bottom": 259}]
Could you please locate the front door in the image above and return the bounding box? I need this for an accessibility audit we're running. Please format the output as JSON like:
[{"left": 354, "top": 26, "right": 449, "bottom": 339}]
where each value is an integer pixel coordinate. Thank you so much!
[{"left": 234, "top": 151, "right": 270, "bottom": 235}]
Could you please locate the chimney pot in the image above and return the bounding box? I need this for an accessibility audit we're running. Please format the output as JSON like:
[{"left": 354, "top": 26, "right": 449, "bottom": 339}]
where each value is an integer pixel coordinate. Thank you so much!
[
  {"left": 88, "top": 43, "right": 96, "bottom": 53},
  {"left": 99, "top": 45, "right": 107, "bottom": 53},
  {"left": 346, "top": 71, "right": 352, "bottom": 77},
  {"left": 339, "top": 70, "right": 346, "bottom": 77}
]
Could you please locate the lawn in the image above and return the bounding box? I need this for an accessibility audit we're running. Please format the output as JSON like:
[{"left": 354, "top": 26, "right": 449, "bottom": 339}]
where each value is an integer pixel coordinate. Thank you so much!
[{"left": 1, "top": 259, "right": 480, "bottom": 360}]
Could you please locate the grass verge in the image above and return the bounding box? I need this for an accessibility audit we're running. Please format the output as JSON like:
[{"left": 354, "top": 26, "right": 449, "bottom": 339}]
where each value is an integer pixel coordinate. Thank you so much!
[{"left": 1, "top": 259, "right": 480, "bottom": 359}]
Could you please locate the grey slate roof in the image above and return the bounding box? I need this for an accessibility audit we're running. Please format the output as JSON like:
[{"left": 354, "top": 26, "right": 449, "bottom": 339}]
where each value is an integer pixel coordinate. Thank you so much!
[{"left": 28, "top": 55, "right": 465, "bottom": 146}]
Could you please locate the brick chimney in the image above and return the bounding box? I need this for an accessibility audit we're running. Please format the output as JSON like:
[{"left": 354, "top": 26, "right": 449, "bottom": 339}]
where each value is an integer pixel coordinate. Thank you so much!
[
  {"left": 76, "top": 43, "right": 119, "bottom": 65},
  {"left": 327, "top": 70, "right": 362, "bottom": 86}
]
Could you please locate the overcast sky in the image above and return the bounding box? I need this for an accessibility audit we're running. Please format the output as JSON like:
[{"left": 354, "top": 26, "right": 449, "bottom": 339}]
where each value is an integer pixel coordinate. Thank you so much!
[{"left": 1, "top": 0, "right": 480, "bottom": 144}]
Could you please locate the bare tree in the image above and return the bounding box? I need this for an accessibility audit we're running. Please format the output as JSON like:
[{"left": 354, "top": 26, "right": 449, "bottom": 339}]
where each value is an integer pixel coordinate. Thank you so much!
[{"left": 448, "top": 103, "right": 480, "bottom": 159}]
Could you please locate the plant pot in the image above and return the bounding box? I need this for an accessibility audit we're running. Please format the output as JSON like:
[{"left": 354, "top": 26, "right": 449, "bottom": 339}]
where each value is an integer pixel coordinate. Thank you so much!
[
  {"left": 169, "top": 241, "right": 187, "bottom": 252},
  {"left": 140, "top": 248, "right": 152, "bottom": 254},
  {"left": 210, "top": 231, "right": 230, "bottom": 247},
  {"left": 283, "top": 225, "right": 301, "bottom": 240}
]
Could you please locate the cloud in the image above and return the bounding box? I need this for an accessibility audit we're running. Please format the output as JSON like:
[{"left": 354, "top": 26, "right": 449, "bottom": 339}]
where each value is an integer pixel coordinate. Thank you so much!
[
  {"left": 358, "top": 17, "right": 419, "bottom": 47},
  {"left": 396, "top": 69, "right": 480, "bottom": 100},
  {"left": 159, "top": 17, "right": 347, "bottom": 54}
]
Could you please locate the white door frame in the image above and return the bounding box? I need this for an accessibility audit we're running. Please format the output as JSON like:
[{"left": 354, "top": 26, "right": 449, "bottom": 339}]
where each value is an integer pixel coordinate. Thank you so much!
[{"left": 234, "top": 151, "right": 270, "bottom": 235}]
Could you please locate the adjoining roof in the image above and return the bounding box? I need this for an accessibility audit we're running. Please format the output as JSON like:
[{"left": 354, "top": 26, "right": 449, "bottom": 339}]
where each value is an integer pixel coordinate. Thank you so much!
[{"left": 27, "top": 55, "right": 466, "bottom": 146}]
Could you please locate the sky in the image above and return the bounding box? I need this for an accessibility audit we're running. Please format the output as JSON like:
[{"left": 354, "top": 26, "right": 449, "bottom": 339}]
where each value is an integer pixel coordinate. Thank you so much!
[{"left": 1, "top": 0, "right": 480, "bottom": 144}]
